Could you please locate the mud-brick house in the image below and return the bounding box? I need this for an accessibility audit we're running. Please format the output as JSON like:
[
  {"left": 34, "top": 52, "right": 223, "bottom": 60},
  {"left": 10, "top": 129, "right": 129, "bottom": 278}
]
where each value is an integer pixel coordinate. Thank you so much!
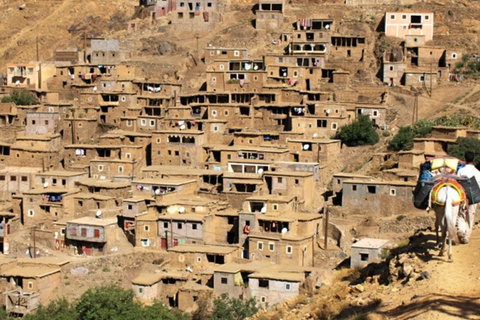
[
  {"left": 97, "top": 91, "right": 137, "bottom": 127},
  {"left": 289, "top": 18, "right": 333, "bottom": 56},
  {"left": 351, "top": 238, "right": 391, "bottom": 269},
  {"left": 342, "top": 179, "right": 416, "bottom": 215},
  {"left": 213, "top": 262, "right": 263, "bottom": 299},
  {"left": 262, "top": 171, "right": 315, "bottom": 210},
  {"left": 0, "top": 103, "right": 20, "bottom": 140},
  {"left": 248, "top": 270, "right": 305, "bottom": 308},
  {"left": 384, "top": 12, "right": 434, "bottom": 42},
  {"left": 274, "top": 161, "right": 321, "bottom": 181},
  {"left": 397, "top": 149, "right": 426, "bottom": 170},
  {"left": 178, "top": 281, "right": 212, "bottom": 312},
  {"left": 255, "top": 0, "right": 284, "bottom": 31},
  {"left": 328, "top": 35, "right": 366, "bottom": 62},
  {"left": 242, "top": 213, "right": 319, "bottom": 266},
  {"left": 168, "top": 244, "right": 241, "bottom": 265},
  {"left": 8, "top": 134, "right": 62, "bottom": 170},
  {"left": 355, "top": 104, "right": 388, "bottom": 129},
  {"left": 204, "top": 47, "right": 248, "bottom": 65},
  {"left": 287, "top": 108, "right": 350, "bottom": 138},
  {"left": 72, "top": 193, "right": 119, "bottom": 219},
  {"left": 205, "top": 145, "right": 290, "bottom": 170},
  {"left": 25, "top": 112, "right": 60, "bottom": 136},
  {"left": 5, "top": 62, "right": 55, "bottom": 90},
  {"left": 34, "top": 170, "right": 89, "bottom": 189},
  {"left": 142, "top": 165, "right": 223, "bottom": 194},
  {"left": 206, "top": 59, "right": 266, "bottom": 93},
  {"left": 89, "top": 39, "right": 131, "bottom": 65},
  {"left": 286, "top": 138, "right": 341, "bottom": 164},
  {"left": 0, "top": 166, "right": 41, "bottom": 200},
  {"left": 22, "top": 187, "right": 80, "bottom": 228},
  {"left": 151, "top": 130, "right": 207, "bottom": 166},
  {"left": 75, "top": 178, "right": 131, "bottom": 199},
  {"left": 120, "top": 195, "right": 154, "bottom": 230},
  {"left": 65, "top": 216, "right": 119, "bottom": 256},
  {"left": 133, "top": 79, "right": 181, "bottom": 108},
  {"left": 62, "top": 111, "right": 99, "bottom": 145},
  {"left": 332, "top": 172, "right": 371, "bottom": 195},
  {"left": 2, "top": 264, "right": 61, "bottom": 316},
  {"left": 157, "top": 213, "right": 214, "bottom": 248},
  {"left": 131, "top": 177, "right": 198, "bottom": 201},
  {"left": 132, "top": 270, "right": 191, "bottom": 308}
]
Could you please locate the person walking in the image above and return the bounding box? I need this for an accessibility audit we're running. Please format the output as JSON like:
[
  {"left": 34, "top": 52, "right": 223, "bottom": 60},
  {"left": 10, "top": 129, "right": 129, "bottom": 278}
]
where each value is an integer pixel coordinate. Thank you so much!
[{"left": 457, "top": 151, "right": 480, "bottom": 243}]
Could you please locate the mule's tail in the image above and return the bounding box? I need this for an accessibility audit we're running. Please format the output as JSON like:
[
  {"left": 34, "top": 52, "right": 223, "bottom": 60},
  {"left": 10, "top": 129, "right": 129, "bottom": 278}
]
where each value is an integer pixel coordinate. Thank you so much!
[{"left": 445, "top": 190, "right": 460, "bottom": 245}]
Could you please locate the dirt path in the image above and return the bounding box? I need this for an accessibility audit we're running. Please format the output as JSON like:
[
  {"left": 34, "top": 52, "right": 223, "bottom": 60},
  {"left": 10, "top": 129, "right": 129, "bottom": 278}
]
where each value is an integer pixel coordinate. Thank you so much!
[{"left": 378, "top": 227, "right": 480, "bottom": 320}]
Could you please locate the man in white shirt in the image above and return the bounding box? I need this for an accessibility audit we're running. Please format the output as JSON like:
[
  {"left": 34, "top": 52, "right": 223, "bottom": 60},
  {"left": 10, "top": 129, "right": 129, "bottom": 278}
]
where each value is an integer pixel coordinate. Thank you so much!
[{"left": 457, "top": 151, "right": 480, "bottom": 243}]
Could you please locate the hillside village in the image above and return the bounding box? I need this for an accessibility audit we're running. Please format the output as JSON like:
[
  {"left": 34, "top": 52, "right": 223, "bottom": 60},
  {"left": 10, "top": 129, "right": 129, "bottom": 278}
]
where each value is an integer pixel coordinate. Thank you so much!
[{"left": 0, "top": 0, "right": 478, "bottom": 317}]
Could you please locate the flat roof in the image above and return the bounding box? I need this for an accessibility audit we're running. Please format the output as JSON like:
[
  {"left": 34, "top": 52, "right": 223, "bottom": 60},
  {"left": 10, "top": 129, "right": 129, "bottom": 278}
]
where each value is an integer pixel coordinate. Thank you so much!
[
  {"left": 132, "top": 178, "right": 196, "bottom": 185},
  {"left": 36, "top": 170, "right": 87, "bottom": 177},
  {"left": 76, "top": 178, "right": 130, "bottom": 188},
  {"left": 168, "top": 244, "right": 239, "bottom": 255},
  {"left": 158, "top": 214, "right": 206, "bottom": 222},
  {"left": 249, "top": 271, "right": 305, "bottom": 282},
  {"left": 1, "top": 265, "right": 60, "bottom": 278},
  {"left": 246, "top": 195, "right": 294, "bottom": 202},
  {"left": 343, "top": 179, "right": 416, "bottom": 186},
  {"left": 67, "top": 216, "right": 117, "bottom": 226},
  {"left": 352, "top": 238, "right": 391, "bottom": 249},
  {"left": 17, "top": 257, "right": 70, "bottom": 266},
  {"left": 143, "top": 165, "right": 223, "bottom": 176}
]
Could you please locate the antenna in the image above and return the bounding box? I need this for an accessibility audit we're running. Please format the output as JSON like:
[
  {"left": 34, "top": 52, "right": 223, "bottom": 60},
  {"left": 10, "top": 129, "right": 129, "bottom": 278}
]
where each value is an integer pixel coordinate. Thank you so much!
[{"left": 179, "top": 207, "right": 185, "bottom": 213}]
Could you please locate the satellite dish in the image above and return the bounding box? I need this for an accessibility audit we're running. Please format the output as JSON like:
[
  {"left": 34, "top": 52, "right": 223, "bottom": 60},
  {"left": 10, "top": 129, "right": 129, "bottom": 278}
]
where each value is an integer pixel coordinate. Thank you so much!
[
  {"left": 313, "top": 133, "right": 318, "bottom": 139},
  {"left": 155, "top": 188, "right": 160, "bottom": 195},
  {"left": 179, "top": 206, "right": 185, "bottom": 213},
  {"left": 258, "top": 168, "right": 264, "bottom": 174},
  {"left": 325, "top": 24, "right": 330, "bottom": 30},
  {"left": 44, "top": 182, "right": 49, "bottom": 188},
  {"left": 180, "top": 124, "right": 186, "bottom": 130},
  {"left": 96, "top": 210, "right": 102, "bottom": 218},
  {"left": 326, "top": 109, "right": 331, "bottom": 114},
  {"left": 303, "top": 144, "right": 310, "bottom": 150},
  {"left": 261, "top": 206, "right": 267, "bottom": 213},
  {"left": 281, "top": 227, "right": 288, "bottom": 234},
  {"left": 167, "top": 206, "right": 175, "bottom": 214}
]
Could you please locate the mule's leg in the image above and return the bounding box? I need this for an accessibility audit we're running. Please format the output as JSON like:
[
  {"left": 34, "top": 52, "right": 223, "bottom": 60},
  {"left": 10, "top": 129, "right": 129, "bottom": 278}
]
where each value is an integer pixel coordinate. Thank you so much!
[
  {"left": 448, "top": 233, "right": 453, "bottom": 262},
  {"left": 439, "top": 216, "right": 447, "bottom": 257}
]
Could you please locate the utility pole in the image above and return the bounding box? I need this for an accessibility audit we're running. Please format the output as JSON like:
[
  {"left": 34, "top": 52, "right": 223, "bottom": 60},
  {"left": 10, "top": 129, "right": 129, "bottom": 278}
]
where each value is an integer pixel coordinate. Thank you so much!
[
  {"left": 323, "top": 203, "right": 328, "bottom": 250},
  {"left": 32, "top": 225, "right": 37, "bottom": 259},
  {"left": 412, "top": 92, "right": 419, "bottom": 125}
]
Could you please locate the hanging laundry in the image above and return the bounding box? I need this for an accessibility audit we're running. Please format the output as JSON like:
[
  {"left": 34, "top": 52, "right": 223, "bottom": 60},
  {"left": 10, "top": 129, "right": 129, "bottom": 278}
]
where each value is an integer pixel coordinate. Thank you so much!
[
  {"left": 244, "top": 63, "right": 252, "bottom": 71},
  {"left": 239, "top": 79, "right": 245, "bottom": 87}
]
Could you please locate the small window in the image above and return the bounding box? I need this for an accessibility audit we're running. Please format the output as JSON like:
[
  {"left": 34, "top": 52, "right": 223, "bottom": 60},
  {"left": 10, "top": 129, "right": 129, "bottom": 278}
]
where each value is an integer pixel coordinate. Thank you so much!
[
  {"left": 259, "top": 279, "right": 269, "bottom": 288},
  {"left": 21, "top": 176, "right": 28, "bottom": 182},
  {"left": 285, "top": 283, "right": 292, "bottom": 290},
  {"left": 352, "top": 185, "right": 357, "bottom": 191},
  {"left": 60, "top": 228, "right": 65, "bottom": 235},
  {"left": 390, "top": 188, "right": 397, "bottom": 196},
  {"left": 118, "top": 166, "right": 124, "bottom": 173},
  {"left": 98, "top": 165, "right": 104, "bottom": 172},
  {"left": 78, "top": 201, "right": 83, "bottom": 207},
  {"left": 389, "top": 66, "right": 394, "bottom": 71},
  {"left": 293, "top": 71, "right": 298, "bottom": 77},
  {"left": 192, "top": 223, "right": 197, "bottom": 230},
  {"left": 28, "top": 282, "right": 33, "bottom": 289},
  {"left": 28, "top": 210, "right": 34, "bottom": 217},
  {"left": 163, "top": 222, "right": 168, "bottom": 228},
  {"left": 286, "top": 245, "right": 293, "bottom": 254},
  {"left": 402, "top": 14, "right": 407, "bottom": 19},
  {"left": 10, "top": 176, "right": 16, "bottom": 181},
  {"left": 139, "top": 288, "right": 143, "bottom": 294},
  {"left": 212, "top": 110, "right": 217, "bottom": 117},
  {"left": 452, "top": 53, "right": 457, "bottom": 59},
  {"left": 141, "top": 119, "right": 147, "bottom": 126},
  {"left": 425, "top": 15, "right": 429, "bottom": 20},
  {"left": 331, "top": 123, "right": 338, "bottom": 130},
  {"left": 257, "top": 241, "right": 264, "bottom": 250},
  {"left": 367, "top": 186, "right": 377, "bottom": 194},
  {"left": 234, "top": 50, "right": 240, "bottom": 57},
  {"left": 419, "top": 75, "right": 425, "bottom": 82},
  {"left": 144, "top": 225, "right": 150, "bottom": 232},
  {"left": 219, "top": 65, "right": 224, "bottom": 70},
  {"left": 390, "top": 14, "right": 395, "bottom": 20},
  {"left": 221, "top": 277, "right": 228, "bottom": 284},
  {"left": 268, "top": 242, "right": 275, "bottom": 251},
  {"left": 177, "top": 222, "right": 183, "bottom": 229},
  {"left": 126, "top": 153, "right": 131, "bottom": 159},
  {"left": 127, "top": 204, "right": 133, "bottom": 210},
  {"left": 150, "top": 120, "right": 156, "bottom": 127},
  {"left": 277, "top": 177, "right": 283, "bottom": 183},
  {"left": 273, "top": 204, "right": 278, "bottom": 211},
  {"left": 360, "top": 253, "right": 369, "bottom": 261},
  {"left": 0, "top": 176, "right": 4, "bottom": 181},
  {"left": 141, "top": 239, "right": 149, "bottom": 247},
  {"left": 212, "top": 77, "right": 216, "bottom": 83},
  {"left": 261, "top": 296, "right": 267, "bottom": 303}
]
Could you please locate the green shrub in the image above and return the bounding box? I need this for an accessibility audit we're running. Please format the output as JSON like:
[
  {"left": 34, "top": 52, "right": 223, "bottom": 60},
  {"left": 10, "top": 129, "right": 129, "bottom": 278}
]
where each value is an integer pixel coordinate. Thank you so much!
[
  {"left": 448, "top": 137, "right": 480, "bottom": 167},
  {"left": 333, "top": 114, "right": 379, "bottom": 147},
  {"left": 388, "top": 126, "right": 415, "bottom": 151},
  {"left": 1, "top": 89, "right": 38, "bottom": 105}
]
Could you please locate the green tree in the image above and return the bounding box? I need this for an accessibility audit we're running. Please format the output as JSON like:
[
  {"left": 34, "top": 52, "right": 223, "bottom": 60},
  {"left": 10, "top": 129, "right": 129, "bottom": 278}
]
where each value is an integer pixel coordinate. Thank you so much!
[
  {"left": 333, "top": 114, "right": 379, "bottom": 147},
  {"left": 24, "top": 298, "right": 76, "bottom": 320},
  {"left": 74, "top": 285, "right": 143, "bottom": 320},
  {"left": 1, "top": 90, "right": 37, "bottom": 105},
  {"left": 448, "top": 137, "right": 480, "bottom": 167},
  {"left": 210, "top": 295, "right": 259, "bottom": 320},
  {"left": 388, "top": 126, "right": 415, "bottom": 151},
  {"left": 142, "top": 301, "right": 189, "bottom": 320}
]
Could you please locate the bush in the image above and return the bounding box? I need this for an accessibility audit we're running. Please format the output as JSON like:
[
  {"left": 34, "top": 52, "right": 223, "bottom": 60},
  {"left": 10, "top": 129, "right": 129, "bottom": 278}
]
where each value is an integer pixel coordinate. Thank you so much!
[
  {"left": 193, "top": 293, "right": 259, "bottom": 320},
  {"left": 448, "top": 137, "right": 480, "bottom": 167},
  {"left": 333, "top": 114, "right": 379, "bottom": 147},
  {"left": 1, "top": 89, "right": 38, "bottom": 105},
  {"left": 388, "top": 126, "right": 415, "bottom": 151}
]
